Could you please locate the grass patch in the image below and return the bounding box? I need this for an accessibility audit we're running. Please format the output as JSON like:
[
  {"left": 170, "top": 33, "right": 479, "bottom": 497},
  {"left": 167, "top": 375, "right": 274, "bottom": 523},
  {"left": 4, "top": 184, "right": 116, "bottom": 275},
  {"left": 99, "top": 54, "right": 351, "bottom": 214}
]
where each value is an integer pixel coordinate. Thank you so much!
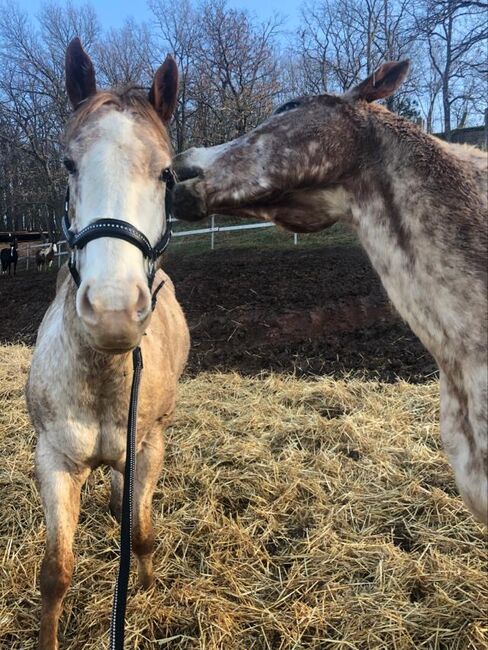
[{"left": 170, "top": 219, "right": 358, "bottom": 256}]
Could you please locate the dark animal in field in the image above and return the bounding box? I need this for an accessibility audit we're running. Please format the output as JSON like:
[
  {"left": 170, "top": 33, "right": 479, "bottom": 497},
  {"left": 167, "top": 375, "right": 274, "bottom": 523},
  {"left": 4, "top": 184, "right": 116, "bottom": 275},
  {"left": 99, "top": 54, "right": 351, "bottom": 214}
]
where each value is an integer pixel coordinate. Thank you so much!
[
  {"left": 1, "top": 242, "right": 18, "bottom": 276},
  {"left": 26, "top": 38, "right": 189, "bottom": 650},
  {"left": 173, "top": 61, "right": 488, "bottom": 524},
  {"left": 35, "top": 243, "right": 57, "bottom": 271}
]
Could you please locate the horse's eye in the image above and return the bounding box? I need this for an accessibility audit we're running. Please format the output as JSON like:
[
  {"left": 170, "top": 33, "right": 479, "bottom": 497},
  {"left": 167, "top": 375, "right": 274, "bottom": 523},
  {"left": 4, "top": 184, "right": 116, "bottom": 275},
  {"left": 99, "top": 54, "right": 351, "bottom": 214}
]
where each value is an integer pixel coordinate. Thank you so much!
[
  {"left": 159, "top": 168, "right": 175, "bottom": 188},
  {"left": 274, "top": 101, "right": 300, "bottom": 115},
  {"left": 63, "top": 158, "right": 76, "bottom": 174}
]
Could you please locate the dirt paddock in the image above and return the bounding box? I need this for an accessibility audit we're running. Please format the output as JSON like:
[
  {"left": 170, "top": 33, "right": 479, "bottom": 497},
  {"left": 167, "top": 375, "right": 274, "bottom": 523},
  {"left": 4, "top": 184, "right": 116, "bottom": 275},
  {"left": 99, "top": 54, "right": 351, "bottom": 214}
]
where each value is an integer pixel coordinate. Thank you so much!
[{"left": 0, "top": 245, "right": 436, "bottom": 382}]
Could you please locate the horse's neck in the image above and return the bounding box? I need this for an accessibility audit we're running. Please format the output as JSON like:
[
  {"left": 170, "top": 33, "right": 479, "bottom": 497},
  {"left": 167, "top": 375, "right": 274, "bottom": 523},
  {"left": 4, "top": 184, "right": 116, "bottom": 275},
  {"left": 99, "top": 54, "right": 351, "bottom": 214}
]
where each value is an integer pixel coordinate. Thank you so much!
[{"left": 349, "top": 115, "right": 486, "bottom": 360}]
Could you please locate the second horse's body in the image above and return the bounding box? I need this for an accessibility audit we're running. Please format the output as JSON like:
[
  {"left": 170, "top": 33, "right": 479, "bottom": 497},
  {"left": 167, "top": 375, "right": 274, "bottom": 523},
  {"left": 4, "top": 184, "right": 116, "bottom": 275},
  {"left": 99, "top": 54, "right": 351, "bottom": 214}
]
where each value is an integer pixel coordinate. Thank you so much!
[{"left": 173, "top": 61, "right": 488, "bottom": 524}]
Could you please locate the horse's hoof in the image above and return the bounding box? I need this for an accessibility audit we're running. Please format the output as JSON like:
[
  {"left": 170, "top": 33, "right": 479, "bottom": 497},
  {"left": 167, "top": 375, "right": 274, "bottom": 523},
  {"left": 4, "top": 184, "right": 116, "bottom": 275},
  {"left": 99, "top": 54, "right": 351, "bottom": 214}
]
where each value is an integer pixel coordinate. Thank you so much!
[{"left": 138, "top": 573, "right": 155, "bottom": 591}]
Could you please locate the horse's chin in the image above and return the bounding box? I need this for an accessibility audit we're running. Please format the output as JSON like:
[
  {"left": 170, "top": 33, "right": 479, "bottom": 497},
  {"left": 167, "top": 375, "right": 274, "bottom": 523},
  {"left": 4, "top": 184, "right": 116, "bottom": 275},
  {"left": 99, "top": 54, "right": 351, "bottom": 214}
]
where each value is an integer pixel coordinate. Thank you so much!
[
  {"left": 91, "top": 342, "right": 140, "bottom": 355},
  {"left": 82, "top": 326, "right": 146, "bottom": 355},
  {"left": 273, "top": 215, "right": 339, "bottom": 233}
]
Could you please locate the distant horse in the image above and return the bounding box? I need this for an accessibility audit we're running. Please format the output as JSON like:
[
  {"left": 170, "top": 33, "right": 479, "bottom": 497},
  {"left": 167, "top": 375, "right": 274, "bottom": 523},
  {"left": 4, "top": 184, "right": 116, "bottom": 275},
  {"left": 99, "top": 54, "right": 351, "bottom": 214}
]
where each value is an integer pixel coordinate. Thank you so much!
[
  {"left": 173, "top": 61, "right": 488, "bottom": 524},
  {"left": 1, "top": 241, "right": 18, "bottom": 275},
  {"left": 26, "top": 39, "right": 189, "bottom": 650},
  {"left": 36, "top": 242, "right": 57, "bottom": 271}
]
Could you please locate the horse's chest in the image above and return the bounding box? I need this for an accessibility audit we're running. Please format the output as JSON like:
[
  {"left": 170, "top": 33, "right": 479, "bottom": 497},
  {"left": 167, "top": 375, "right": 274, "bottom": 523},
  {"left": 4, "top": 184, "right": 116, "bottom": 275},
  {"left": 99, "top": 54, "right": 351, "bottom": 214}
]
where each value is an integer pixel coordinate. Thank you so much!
[
  {"left": 72, "top": 387, "right": 160, "bottom": 466},
  {"left": 36, "top": 365, "right": 164, "bottom": 469}
]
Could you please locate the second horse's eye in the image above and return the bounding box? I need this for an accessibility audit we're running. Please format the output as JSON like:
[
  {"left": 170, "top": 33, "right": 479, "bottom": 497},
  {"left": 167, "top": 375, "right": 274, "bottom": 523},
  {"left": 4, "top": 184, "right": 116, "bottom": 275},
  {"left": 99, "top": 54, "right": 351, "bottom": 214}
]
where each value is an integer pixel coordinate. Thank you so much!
[
  {"left": 274, "top": 100, "right": 301, "bottom": 115},
  {"left": 63, "top": 158, "right": 76, "bottom": 174}
]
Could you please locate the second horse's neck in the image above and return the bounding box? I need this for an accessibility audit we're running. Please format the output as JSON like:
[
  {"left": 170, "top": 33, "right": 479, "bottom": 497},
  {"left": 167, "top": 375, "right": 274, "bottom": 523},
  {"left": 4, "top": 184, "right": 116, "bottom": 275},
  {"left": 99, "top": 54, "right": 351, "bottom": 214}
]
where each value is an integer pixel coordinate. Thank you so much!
[{"left": 347, "top": 115, "right": 485, "bottom": 363}]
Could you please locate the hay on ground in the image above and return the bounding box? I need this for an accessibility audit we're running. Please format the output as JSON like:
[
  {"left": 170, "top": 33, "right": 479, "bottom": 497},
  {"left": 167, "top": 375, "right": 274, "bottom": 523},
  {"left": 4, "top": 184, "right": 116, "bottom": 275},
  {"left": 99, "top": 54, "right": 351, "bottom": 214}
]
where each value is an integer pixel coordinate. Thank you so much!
[{"left": 0, "top": 344, "right": 486, "bottom": 649}]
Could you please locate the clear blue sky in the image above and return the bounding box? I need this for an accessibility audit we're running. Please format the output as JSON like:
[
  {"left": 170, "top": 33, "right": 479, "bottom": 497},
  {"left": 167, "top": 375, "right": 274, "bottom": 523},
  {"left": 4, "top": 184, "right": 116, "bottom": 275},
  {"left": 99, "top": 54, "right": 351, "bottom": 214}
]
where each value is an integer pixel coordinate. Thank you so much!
[{"left": 18, "top": 0, "right": 302, "bottom": 31}]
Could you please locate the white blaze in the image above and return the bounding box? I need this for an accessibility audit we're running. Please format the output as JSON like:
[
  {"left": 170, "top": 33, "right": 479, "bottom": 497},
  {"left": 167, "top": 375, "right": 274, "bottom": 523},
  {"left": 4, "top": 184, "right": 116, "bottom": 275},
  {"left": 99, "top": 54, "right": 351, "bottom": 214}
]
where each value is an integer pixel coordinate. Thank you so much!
[{"left": 70, "top": 111, "right": 170, "bottom": 313}]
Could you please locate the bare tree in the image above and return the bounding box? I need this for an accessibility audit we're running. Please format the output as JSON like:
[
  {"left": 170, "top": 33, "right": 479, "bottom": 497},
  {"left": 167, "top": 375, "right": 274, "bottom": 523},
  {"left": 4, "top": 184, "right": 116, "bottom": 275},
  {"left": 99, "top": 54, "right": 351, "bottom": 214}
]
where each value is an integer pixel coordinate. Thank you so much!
[
  {"left": 295, "top": 0, "right": 418, "bottom": 95},
  {"left": 148, "top": 0, "right": 201, "bottom": 151},
  {"left": 190, "top": 1, "right": 281, "bottom": 145},
  {"left": 95, "top": 19, "right": 155, "bottom": 87},
  {"left": 0, "top": 2, "right": 100, "bottom": 235},
  {"left": 414, "top": 0, "right": 488, "bottom": 137}
]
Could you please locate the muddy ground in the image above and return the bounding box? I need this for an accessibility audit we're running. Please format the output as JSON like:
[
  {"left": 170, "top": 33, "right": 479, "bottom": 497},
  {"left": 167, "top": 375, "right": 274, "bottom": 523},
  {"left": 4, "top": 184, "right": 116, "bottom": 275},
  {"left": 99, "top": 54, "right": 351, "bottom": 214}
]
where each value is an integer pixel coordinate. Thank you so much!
[{"left": 0, "top": 245, "right": 437, "bottom": 382}]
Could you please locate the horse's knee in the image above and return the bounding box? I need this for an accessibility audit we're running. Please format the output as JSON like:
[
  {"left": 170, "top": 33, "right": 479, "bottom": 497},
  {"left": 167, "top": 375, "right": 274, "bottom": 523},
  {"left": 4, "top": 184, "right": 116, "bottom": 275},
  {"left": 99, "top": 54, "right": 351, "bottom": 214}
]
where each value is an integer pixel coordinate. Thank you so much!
[
  {"left": 132, "top": 526, "right": 154, "bottom": 558},
  {"left": 40, "top": 548, "right": 73, "bottom": 602},
  {"left": 109, "top": 470, "right": 123, "bottom": 522}
]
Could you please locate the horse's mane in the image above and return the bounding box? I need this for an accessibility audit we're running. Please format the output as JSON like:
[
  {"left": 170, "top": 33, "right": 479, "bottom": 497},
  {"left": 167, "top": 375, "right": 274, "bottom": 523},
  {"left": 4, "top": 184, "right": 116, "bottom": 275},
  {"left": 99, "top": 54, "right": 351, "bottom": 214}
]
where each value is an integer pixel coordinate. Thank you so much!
[{"left": 65, "top": 86, "right": 171, "bottom": 148}]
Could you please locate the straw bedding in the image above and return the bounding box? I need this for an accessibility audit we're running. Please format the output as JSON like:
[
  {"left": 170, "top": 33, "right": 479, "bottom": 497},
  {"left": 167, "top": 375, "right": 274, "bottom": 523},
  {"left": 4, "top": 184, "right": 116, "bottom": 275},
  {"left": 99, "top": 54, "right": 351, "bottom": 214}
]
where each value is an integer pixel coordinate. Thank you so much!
[{"left": 0, "top": 344, "right": 486, "bottom": 649}]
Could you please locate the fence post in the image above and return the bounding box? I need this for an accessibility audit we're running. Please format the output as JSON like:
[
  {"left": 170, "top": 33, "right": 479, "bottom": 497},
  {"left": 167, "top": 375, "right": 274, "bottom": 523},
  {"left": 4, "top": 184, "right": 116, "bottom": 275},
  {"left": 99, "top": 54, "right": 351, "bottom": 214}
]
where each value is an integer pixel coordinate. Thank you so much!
[
  {"left": 210, "top": 215, "right": 215, "bottom": 250},
  {"left": 484, "top": 108, "right": 487, "bottom": 151},
  {"left": 294, "top": 233, "right": 298, "bottom": 246}
]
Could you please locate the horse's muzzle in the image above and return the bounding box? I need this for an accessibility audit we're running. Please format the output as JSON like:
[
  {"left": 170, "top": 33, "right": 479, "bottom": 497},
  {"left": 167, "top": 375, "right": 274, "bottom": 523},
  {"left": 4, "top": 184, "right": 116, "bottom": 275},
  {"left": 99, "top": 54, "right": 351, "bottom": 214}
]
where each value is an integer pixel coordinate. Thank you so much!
[
  {"left": 77, "top": 281, "right": 152, "bottom": 353},
  {"left": 172, "top": 178, "right": 208, "bottom": 222}
]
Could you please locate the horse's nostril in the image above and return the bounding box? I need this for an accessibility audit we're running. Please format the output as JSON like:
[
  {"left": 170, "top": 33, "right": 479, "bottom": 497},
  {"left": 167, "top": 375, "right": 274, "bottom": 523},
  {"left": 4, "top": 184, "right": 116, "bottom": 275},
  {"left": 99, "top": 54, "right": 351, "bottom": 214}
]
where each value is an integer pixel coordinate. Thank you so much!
[
  {"left": 77, "top": 282, "right": 150, "bottom": 327},
  {"left": 78, "top": 284, "right": 98, "bottom": 325},
  {"left": 134, "top": 283, "right": 151, "bottom": 320}
]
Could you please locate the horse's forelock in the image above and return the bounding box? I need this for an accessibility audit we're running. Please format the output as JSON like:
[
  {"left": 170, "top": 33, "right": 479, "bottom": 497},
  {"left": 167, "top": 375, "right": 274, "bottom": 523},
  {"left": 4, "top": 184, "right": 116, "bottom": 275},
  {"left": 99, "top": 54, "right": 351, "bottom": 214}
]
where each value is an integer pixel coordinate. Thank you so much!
[{"left": 65, "top": 87, "right": 171, "bottom": 149}]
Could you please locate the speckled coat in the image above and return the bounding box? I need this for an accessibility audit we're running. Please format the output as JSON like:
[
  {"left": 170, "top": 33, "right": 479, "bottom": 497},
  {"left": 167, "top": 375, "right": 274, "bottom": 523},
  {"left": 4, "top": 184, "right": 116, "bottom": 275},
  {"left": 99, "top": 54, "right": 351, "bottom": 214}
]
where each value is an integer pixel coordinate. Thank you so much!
[
  {"left": 26, "top": 267, "right": 189, "bottom": 649},
  {"left": 173, "top": 61, "right": 488, "bottom": 524}
]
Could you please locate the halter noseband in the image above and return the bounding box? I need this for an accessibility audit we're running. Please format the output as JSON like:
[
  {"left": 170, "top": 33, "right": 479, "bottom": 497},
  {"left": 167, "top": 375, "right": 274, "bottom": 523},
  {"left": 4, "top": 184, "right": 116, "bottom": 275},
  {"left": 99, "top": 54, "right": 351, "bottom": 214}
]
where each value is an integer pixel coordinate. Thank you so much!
[{"left": 62, "top": 168, "right": 176, "bottom": 292}]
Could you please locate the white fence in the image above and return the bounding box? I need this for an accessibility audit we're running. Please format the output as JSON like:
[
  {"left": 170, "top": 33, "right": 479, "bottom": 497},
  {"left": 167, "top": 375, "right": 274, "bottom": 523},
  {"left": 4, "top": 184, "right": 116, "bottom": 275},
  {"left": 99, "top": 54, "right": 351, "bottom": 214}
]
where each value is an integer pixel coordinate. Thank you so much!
[{"left": 24, "top": 218, "right": 298, "bottom": 269}]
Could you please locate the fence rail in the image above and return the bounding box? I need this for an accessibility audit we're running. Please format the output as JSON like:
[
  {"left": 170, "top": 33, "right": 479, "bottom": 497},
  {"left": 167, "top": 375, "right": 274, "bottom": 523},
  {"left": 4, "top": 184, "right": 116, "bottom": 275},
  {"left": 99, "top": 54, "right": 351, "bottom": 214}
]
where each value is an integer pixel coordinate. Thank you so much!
[{"left": 22, "top": 218, "right": 298, "bottom": 270}]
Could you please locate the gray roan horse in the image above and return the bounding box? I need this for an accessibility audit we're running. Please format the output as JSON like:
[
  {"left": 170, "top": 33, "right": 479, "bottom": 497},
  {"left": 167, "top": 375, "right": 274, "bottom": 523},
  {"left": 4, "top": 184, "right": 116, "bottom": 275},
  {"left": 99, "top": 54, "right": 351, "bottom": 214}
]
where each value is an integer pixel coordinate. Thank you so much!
[
  {"left": 26, "top": 39, "right": 189, "bottom": 649},
  {"left": 172, "top": 61, "right": 487, "bottom": 524}
]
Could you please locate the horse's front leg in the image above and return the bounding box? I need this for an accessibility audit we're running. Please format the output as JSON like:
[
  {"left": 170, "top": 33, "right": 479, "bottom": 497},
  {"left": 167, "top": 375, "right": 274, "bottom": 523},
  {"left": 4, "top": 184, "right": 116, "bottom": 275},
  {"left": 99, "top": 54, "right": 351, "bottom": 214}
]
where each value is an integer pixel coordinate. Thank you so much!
[
  {"left": 440, "top": 371, "right": 488, "bottom": 524},
  {"left": 132, "top": 433, "right": 165, "bottom": 589},
  {"left": 36, "top": 437, "right": 90, "bottom": 650}
]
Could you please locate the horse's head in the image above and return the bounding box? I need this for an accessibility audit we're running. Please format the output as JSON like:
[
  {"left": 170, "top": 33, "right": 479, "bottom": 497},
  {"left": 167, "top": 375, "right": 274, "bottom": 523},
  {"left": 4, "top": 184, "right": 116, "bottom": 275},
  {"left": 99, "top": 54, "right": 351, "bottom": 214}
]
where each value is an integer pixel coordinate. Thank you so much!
[
  {"left": 64, "top": 38, "right": 178, "bottom": 353},
  {"left": 172, "top": 61, "right": 409, "bottom": 233}
]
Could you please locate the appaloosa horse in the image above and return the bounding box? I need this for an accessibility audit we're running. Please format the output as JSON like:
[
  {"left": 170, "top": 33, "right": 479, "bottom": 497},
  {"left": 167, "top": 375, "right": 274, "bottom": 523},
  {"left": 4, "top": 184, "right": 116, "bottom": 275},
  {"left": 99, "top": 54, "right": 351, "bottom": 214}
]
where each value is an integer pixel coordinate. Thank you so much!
[
  {"left": 26, "top": 39, "right": 189, "bottom": 650},
  {"left": 36, "top": 242, "right": 57, "bottom": 271},
  {"left": 172, "top": 61, "right": 487, "bottom": 524}
]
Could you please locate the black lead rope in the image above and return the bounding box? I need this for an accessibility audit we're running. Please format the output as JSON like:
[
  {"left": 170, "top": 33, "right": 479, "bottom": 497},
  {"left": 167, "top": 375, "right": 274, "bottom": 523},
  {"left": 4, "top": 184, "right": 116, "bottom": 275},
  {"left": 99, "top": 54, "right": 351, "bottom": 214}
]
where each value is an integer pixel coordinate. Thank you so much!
[
  {"left": 109, "top": 281, "right": 166, "bottom": 650},
  {"left": 110, "top": 346, "right": 143, "bottom": 650}
]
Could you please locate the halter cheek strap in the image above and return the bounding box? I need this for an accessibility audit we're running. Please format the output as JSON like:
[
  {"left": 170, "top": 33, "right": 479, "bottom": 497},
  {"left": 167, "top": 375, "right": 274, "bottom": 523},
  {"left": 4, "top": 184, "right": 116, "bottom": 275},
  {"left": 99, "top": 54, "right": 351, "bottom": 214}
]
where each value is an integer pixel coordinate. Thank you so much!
[{"left": 62, "top": 168, "right": 176, "bottom": 304}]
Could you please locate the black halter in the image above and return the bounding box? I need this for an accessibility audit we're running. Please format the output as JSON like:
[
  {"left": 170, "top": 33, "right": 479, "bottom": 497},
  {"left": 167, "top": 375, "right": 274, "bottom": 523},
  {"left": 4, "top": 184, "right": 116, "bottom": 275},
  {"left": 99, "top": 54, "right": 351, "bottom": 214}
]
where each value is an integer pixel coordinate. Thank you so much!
[{"left": 62, "top": 168, "right": 176, "bottom": 291}]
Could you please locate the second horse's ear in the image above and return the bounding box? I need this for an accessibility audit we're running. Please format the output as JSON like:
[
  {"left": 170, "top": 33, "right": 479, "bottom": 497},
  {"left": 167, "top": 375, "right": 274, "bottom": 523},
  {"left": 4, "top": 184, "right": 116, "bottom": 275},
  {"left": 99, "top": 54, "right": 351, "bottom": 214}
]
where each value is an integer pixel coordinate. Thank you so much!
[
  {"left": 148, "top": 55, "right": 179, "bottom": 122},
  {"left": 346, "top": 60, "right": 410, "bottom": 103},
  {"left": 65, "top": 37, "right": 97, "bottom": 109}
]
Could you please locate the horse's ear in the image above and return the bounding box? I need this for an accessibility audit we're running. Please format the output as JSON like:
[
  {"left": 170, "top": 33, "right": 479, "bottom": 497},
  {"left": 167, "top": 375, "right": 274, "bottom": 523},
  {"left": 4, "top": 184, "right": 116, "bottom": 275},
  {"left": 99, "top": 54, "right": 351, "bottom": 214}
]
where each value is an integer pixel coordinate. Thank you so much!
[
  {"left": 149, "top": 55, "right": 178, "bottom": 122},
  {"left": 346, "top": 60, "right": 410, "bottom": 103},
  {"left": 65, "top": 37, "right": 97, "bottom": 109}
]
